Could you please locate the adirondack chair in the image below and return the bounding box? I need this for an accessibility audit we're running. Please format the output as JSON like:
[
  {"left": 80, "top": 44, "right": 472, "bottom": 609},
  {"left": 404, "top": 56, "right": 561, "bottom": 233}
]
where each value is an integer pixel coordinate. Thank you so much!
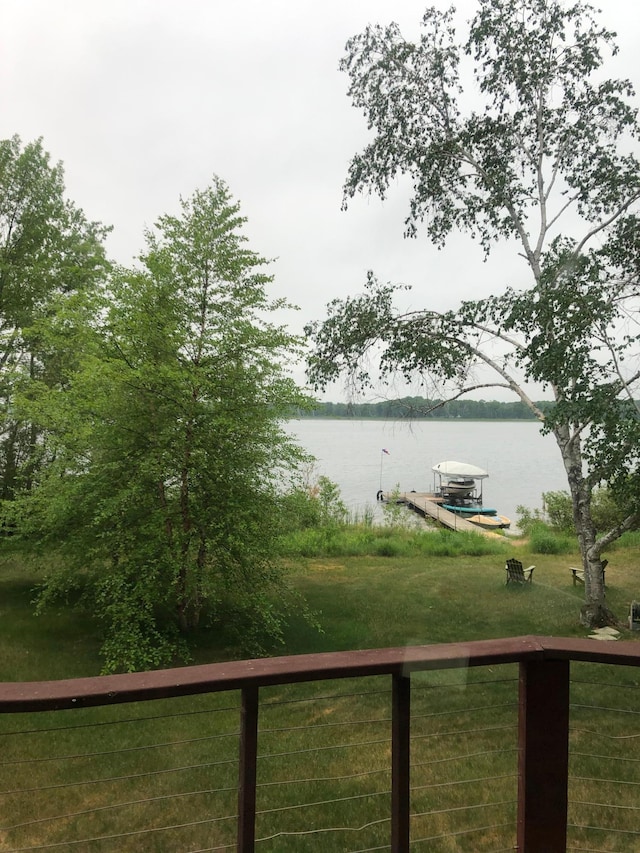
[
  {"left": 571, "top": 559, "right": 608, "bottom": 587},
  {"left": 505, "top": 558, "right": 535, "bottom": 584}
]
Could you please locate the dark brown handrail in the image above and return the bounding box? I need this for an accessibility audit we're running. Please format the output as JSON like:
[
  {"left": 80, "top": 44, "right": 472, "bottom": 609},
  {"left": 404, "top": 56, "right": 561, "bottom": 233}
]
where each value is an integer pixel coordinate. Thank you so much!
[
  {"left": 1, "top": 635, "right": 639, "bottom": 853},
  {"left": 0, "top": 635, "right": 547, "bottom": 713}
]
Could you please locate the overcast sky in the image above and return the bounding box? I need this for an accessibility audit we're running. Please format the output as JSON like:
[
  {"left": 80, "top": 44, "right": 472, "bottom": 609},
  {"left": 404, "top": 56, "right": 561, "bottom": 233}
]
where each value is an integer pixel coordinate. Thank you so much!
[{"left": 4, "top": 0, "right": 639, "bottom": 399}]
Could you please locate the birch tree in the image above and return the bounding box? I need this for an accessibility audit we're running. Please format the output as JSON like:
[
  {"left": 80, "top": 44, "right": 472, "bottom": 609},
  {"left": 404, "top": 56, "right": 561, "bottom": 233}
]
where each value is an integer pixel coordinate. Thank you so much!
[{"left": 306, "top": 0, "right": 640, "bottom": 627}]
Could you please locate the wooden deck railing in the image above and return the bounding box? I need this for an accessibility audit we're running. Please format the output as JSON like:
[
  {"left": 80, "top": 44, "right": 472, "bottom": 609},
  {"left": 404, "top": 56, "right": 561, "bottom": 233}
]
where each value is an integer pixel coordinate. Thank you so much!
[{"left": 1, "top": 634, "right": 639, "bottom": 852}]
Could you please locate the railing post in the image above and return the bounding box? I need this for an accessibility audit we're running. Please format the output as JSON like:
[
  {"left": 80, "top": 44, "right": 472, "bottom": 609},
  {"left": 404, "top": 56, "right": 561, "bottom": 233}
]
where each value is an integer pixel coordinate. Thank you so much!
[
  {"left": 237, "top": 685, "right": 259, "bottom": 853},
  {"left": 518, "top": 658, "right": 570, "bottom": 852},
  {"left": 391, "top": 673, "right": 411, "bottom": 853}
]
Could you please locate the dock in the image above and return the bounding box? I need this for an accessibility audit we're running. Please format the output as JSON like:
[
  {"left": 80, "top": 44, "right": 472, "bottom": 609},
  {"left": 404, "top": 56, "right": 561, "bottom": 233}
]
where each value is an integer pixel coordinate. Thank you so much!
[{"left": 385, "top": 491, "right": 503, "bottom": 538}]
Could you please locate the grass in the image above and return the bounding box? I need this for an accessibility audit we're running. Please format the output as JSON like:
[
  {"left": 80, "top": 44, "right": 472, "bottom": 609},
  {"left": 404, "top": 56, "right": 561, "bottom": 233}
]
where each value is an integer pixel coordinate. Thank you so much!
[
  {"left": 277, "top": 525, "right": 507, "bottom": 560},
  {"left": 1, "top": 531, "right": 640, "bottom": 851},
  {"left": 0, "top": 545, "right": 103, "bottom": 682},
  {"left": 278, "top": 545, "right": 639, "bottom": 657}
]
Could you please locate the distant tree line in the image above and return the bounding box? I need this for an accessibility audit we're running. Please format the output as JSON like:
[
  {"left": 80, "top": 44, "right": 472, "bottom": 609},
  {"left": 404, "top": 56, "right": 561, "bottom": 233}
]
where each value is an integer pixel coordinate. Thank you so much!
[{"left": 297, "top": 397, "right": 555, "bottom": 420}]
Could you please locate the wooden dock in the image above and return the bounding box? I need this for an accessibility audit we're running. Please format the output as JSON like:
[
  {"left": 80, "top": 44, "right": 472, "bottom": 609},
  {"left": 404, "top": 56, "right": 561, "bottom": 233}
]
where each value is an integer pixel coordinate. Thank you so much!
[{"left": 386, "top": 491, "right": 503, "bottom": 538}]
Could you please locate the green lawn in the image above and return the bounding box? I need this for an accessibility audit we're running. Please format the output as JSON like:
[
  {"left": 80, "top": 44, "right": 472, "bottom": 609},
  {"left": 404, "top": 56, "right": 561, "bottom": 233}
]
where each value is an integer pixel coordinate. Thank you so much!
[
  {"left": 1, "top": 537, "right": 639, "bottom": 851},
  {"left": 278, "top": 546, "right": 640, "bottom": 658},
  {"left": 2, "top": 536, "right": 640, "bottom": 680}
]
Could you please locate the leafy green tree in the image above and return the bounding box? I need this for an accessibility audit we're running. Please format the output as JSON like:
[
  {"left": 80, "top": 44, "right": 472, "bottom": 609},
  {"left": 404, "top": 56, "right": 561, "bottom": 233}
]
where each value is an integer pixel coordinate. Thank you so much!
[
  {"left": 28, "top": 178, "right": 311, "bottom": 672},
  {"left": 0, "top": 135, "right": 109, "bottom": 502},
  {"left": 279, "top": 473, "right": 348, "bottom": 531},
  {"left": 306, "top": 0, "right": 640, "bottom": 627}
]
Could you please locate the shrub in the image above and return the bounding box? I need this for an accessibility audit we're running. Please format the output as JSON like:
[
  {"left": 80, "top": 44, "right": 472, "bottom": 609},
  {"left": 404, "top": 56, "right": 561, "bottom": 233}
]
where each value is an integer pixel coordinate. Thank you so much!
[
  {"left": 375, "top": 540, "right": 405, "bottom": 557},
  {"left": 279, "top": 475, "right": 349, "bottom": 535},
  {"left": 516, "top": 504, "right": 545, "bottom": 535},
  {"left": 382, "top": 486, "right": 421, "bottom": 530},
  {"left": 536, "top": 488, "right": 630, "bottom": 536},
  {"left": 529, "top": 522, "right": 574, "bottom": 554},
  {"left": 591, "top": 488, "right": 628, "bottom": 533},
  {"left": 542, "top": 491, "right": 574, "bottom": 532}
]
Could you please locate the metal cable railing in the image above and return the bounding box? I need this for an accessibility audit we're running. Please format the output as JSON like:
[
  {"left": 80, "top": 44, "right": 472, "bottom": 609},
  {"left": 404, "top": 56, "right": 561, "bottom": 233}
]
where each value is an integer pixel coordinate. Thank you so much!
[
  {"left": 407, "top": 668, "right": 518, "bottom": 851},
  {"left": 0, "top": 636, "right": 639, "bottom": 851},
  {"left": 567, "top": 661, "right": 640, "bottom": 853},
  {"left": 0, "top": 694, "right": 240, "bottom": 852}
]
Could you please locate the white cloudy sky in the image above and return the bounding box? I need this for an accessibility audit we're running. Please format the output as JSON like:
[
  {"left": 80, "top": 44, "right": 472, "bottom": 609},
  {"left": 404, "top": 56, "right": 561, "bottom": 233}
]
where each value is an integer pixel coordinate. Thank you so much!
[{"left": 3, "top": 0, "right": 639, "bottom": 398}]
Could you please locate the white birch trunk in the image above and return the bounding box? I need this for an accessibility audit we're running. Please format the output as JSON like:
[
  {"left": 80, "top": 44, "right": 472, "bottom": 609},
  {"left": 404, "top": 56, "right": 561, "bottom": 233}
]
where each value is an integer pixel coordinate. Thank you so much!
[{"left": 553, "top": 423, "right": 612, "bottom": 626}]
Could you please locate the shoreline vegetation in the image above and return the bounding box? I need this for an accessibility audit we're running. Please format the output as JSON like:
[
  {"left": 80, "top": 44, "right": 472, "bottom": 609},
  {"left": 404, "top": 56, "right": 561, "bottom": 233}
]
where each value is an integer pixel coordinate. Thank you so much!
[{"left": 296, "top": 397, "right": 553, "bottom": 420}]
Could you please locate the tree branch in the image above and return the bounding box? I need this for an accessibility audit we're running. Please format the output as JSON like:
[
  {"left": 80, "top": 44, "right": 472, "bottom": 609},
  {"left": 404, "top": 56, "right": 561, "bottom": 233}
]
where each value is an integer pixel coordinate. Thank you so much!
[
  {"left": 572, "top": 192, "right": 640, "bottom": 258},
  {"left": 597, "top": 511, "right": 640, "bottom": 552}
]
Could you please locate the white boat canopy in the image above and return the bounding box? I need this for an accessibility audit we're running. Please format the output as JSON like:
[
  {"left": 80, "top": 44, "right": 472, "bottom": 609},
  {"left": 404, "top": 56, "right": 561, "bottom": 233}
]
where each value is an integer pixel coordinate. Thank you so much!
[{"left": 432, "top": 461, "right": 489, "bottom": 480}]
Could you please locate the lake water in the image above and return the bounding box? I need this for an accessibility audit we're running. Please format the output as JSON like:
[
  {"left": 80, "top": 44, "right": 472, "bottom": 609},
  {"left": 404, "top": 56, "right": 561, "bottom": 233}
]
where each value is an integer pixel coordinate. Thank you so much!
[{"left": 286, "top": 418, "right": 568, "bottom": 531}]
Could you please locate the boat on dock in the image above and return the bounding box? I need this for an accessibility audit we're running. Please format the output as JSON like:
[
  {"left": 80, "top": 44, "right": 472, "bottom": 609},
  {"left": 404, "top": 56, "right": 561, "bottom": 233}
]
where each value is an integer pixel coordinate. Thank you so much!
[
  {"left": 431, "top": 461, "right": 510, "bottom": 530},
  {"left": 466, "top": 513, "right": 511, "bottom": 530},
  {"left": 381, "top": 460, "right": 510, "bottom": 533},
  {"left": 441, "top": 503, "right": 497, "bottom": 516}
]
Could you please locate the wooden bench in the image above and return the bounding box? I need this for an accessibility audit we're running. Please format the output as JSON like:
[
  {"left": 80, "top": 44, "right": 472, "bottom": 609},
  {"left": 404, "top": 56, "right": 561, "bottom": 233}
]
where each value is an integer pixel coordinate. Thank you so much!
[{"left": 571, "top": 559, "right": 607, "bottom": 586}]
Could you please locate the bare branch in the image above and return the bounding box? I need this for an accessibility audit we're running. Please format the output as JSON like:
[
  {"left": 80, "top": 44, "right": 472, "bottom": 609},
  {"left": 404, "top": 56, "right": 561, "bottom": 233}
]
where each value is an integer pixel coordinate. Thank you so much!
[
  {"left": 598, "top": 327, "right": 640, "bottom": 416},
  {"left": 596, "top": 511, "right": 640, "bottom": 552},
  {"left": 572, "top": 192, "right": 640, "bottom": 258},
  {"left": 417, "top": 382, "right": 513, "bottom": 413},
  {"left": 444, "top": 332, "right": 547, "bottom": 421}
]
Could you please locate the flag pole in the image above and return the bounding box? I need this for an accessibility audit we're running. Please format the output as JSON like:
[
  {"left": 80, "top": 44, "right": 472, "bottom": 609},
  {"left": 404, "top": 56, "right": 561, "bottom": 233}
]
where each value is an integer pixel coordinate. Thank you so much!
[{"left": 379, "top": 449, "right": 390, "bottom": 495}]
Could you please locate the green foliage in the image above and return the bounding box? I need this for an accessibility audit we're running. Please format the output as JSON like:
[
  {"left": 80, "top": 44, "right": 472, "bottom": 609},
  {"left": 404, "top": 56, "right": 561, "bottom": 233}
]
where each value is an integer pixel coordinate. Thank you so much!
[
  {"left": 543, "top": 491, "right": 575, "bottom": 532},
  {"left": 0, "top": 135, "right": 110, "bottom": 501},
  {"left": 313, "top": 475, "right": 349, "bottom": 526},
  {"left": 278, "top": 521, "right": 506, "bottom": 560},
  {"left": 276, "top": 477, "right": 503, "bottom": 560},
  {"left": 24, "top": 177, "right": 312, "bottom": 672},
  {"left": 529, "top": 522, "right": 574, "bottom": 555},
  {"left": 591, "top": 488, "right": 631, "bottom": 534},
  {"left": 520, "top": 488, "right": 632, "bottom": 557},
  {"left": 382, "top": 485, "right": 420, "bottom": 530},
  {"left": 279, "top": 474, "right": 349, "bottom": 532},
  {"left": 536, "top": 488, "right": 631, "bottom": 536},
  {"left": 617, "top": 529, "right": 640, "bottom": 549},
  {"left": 515, "top": 504, "right": 546, "bottom": 536},
  {"left": 279, "top": 486, "right": 324, "bottom": 531},
  {"left": 338, "top": 0, "right": 638, "bottom": 251}
]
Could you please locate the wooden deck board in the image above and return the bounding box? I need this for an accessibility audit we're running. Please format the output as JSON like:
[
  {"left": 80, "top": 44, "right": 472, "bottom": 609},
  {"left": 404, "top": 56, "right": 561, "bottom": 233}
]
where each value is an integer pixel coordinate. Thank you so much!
[{"left": 385, "top": 491, "right": 503, "bottom": 538}]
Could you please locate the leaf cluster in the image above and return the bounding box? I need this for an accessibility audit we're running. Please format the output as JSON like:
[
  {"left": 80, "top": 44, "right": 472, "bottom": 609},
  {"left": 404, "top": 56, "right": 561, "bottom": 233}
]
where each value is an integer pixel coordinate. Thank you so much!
[{"left": 340, "top": 0, "right": 640, "bottom": 253}]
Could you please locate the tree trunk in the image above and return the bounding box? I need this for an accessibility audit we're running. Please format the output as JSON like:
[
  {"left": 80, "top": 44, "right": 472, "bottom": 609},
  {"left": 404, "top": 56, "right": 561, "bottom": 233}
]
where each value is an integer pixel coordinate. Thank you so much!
[
  {"left": 177, "top": 598, "right": 201, "bottom": 632},
  {"left": 0, "top": 421, "right": 19, "bottom": 501},
  {"left": 553, "top": 423, "right": 617, "bottom": 628},
  {"left": 176, "top": 411, "right": 202, "bottom": 633}
]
